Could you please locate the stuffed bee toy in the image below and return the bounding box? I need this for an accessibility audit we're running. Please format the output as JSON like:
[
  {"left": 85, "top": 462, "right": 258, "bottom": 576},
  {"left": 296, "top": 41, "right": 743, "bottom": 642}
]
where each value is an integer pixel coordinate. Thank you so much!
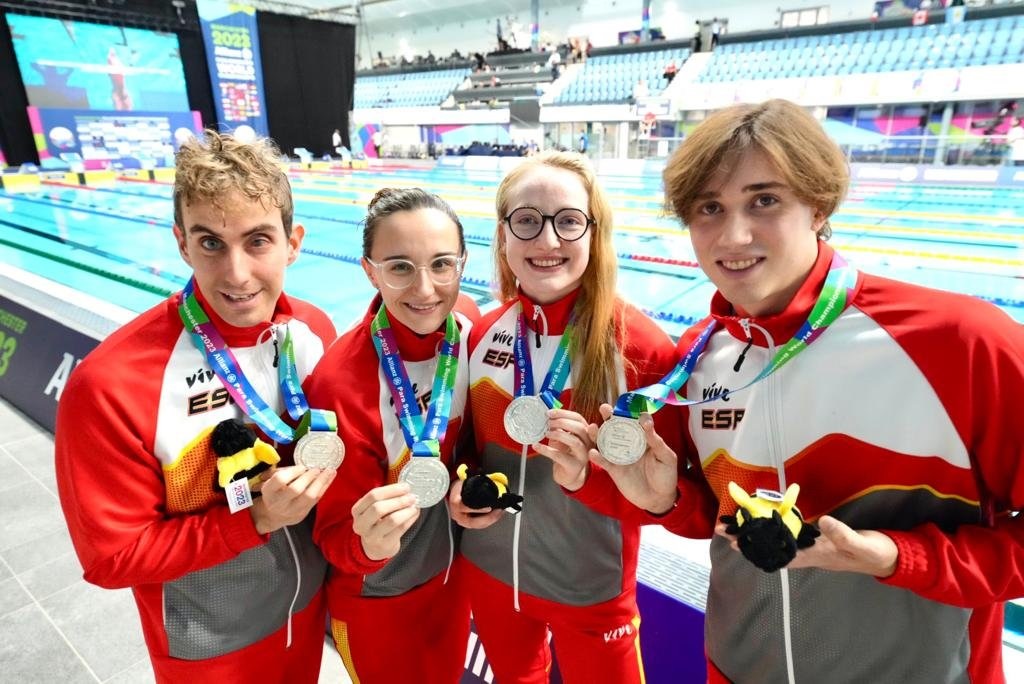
[
  {"left": 719, "top": 481, "right": 820, "bottom": 573},
  {"left": 211, "top": 418, "right": 280, "bottom": 491},
  {"left": 457, "top": 464, "right": 523, "bottom": 512}
]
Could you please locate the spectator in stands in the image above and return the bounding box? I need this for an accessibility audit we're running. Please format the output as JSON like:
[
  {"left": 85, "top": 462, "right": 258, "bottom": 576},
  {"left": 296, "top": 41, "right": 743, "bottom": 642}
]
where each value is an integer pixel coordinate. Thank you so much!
[
  {"left": 473, "top": 52, "right": 486, "bottom": 71},
  {"left": 711, "top": 17, "right": 722, "bottom": 48},
  {"left": 570, "top": 37, "right": 583, "bottom": 63},
  {"left": 426, "top": 50, "right": 436, "bottom": 65},
  {"left": 332, "top": 128, "right": 342, "bottom": 153},
  {"left": 663, "top": 60, "right": 678, "bottom": 84},
  {"left": 548, "top": 47, "right": 563, "bottom": 79},
  {"left": 1008, "top": 117, "right": 1024, "bottom": 166},
  {"left": 375, "top": 50, "right": 388, "bottom": 68},
  {"left": 693, "top": 21, "right": 703, "bottom": 53},
  {"left": 55, "top": 130, "right": 337, "bottom": 683},
  {"left": 450, "top": 151, "right": 685, "bottom": 684},
  {"left": 578, "top": 130, "right": 589, "bottom": 153},
  {"left": 579, "top": 98, "right": 1024, "bottom": 683}
]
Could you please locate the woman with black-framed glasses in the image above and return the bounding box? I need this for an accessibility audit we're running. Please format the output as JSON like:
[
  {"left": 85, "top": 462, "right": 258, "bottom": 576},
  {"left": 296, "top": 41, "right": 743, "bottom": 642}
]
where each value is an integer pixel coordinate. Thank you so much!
[
  {"left": 304, "top": 187, "right": 480, "bottom": 683},
  {"left": 448, "top": 151, "right": 687, "bottom": 683}
]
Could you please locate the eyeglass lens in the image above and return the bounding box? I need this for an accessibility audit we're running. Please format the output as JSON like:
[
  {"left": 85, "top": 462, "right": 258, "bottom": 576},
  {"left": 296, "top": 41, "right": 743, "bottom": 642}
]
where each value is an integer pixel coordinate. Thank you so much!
[
  {"left": 377, "top": 256, "right": 462, "bottom": 289},
  {"left": 507, "top": 207, "right": 590, "bottom": 241}
]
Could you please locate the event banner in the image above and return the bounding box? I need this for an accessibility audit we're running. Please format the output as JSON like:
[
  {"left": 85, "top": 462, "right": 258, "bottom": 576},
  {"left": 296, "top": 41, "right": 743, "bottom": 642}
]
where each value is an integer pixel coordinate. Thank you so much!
[
  {"left": 0, "top": 294, "right": 99, "bottom": 433},
  {"left": 197, "top": 0, "right": 268, "bottom": 136},
  {"left": 27, "top": 106, "right": 203, "bottom": 169}
]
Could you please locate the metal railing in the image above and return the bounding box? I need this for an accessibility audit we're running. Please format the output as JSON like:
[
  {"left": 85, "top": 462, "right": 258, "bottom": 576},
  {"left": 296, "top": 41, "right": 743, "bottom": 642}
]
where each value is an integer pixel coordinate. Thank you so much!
[{"left": 630, "top": 133, "right": 1018, "bottom": 166}]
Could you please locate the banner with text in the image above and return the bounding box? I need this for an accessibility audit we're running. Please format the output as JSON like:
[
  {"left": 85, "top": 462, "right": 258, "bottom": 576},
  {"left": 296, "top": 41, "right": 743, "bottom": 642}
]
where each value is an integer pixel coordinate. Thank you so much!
[
  {"left": 197, "top": 0, "right": 268, "bottom": 136},
  {"left": 0, "top": 295, "right": 99, "bottom": 432}
]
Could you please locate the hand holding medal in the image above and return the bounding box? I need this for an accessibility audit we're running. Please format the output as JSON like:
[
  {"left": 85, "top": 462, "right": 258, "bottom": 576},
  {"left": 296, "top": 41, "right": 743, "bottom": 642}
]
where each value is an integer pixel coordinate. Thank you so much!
[
  {"left": 351, "top": 482, "right": 421, "bottom": 561},
  {"left": 532, "top": 407, "right": 596, "bottom": 491},
  {"left": 372, "top": 306, "right": 460, "bottom": 509}
]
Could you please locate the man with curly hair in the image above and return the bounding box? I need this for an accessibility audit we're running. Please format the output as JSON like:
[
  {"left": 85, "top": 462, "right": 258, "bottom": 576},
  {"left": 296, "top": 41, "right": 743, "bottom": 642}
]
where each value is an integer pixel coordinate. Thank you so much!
[{"left": 55, "top": 130, "right": 338, "bottom": 683}]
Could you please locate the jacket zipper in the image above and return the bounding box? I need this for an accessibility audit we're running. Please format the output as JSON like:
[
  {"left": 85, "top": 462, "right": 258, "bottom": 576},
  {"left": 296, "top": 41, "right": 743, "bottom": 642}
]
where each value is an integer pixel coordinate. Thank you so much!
[
  {"left": 531, "top": 304, "right": 544, "bottom": 348},
  {"left": 751, "top": 322, "right": 798, "bottom": 684},
  {"left": 734, "top": 318, "right": 754, "bottom": 372}
]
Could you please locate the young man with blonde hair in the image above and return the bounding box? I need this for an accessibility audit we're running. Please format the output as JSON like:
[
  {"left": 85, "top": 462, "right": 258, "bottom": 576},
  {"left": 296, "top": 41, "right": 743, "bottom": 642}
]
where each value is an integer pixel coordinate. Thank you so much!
[{"left": 55, "top": 130, "right": 337, "bottom": 682}]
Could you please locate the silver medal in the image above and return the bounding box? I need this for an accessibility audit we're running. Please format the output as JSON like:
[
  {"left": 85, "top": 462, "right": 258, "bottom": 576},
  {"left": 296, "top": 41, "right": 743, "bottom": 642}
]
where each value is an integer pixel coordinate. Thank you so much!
[
  {"left": 294, "top": 431, "right": 345, "bottom": 469},
  {"left": 503, "top": 395, "right": 549, "bottom": 445},
  {"left": 596, "top": 416, "right": 647, "bottom": 466},
  {"left": 398, "top": 458, "right": 450, "bottom": 508}
]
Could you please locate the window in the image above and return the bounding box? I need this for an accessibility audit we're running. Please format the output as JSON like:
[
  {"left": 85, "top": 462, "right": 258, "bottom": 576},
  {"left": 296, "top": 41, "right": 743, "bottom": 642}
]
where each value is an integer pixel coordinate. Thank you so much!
[{"left": 780, "top": 6, "right": 829, "bottom": 28}]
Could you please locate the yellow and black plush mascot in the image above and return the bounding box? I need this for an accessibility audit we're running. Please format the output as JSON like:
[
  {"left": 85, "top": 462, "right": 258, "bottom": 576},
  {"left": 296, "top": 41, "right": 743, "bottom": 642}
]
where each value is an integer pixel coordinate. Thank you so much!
[
  {"left": 210, "top": 418, "right": 280, "bottom": 492},
  {"left": 720, "top": 482, "right": 819, "bottom": 572},
  {"left": 457, "top": 464, "right": 523, "bottom": 512}
]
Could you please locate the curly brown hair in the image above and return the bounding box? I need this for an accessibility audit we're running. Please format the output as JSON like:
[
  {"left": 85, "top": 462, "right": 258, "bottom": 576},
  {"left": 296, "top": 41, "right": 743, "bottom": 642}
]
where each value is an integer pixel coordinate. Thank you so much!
[{"left": 173, "top": 130, "right": 294, "bottom": 235}]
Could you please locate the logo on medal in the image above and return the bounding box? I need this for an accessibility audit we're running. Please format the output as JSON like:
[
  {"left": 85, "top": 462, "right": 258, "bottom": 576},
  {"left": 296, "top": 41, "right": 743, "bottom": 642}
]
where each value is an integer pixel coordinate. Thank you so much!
[
  {"left": 596, "top": 416, "right": 647, "bottom": 466},
  {"left": 399, "top": 458, "right": 450, "bottom": 508},
  {"left": 503, "top": 395, "right": 549, "bottom": 445},
  {"left": 295, "top": 431, "right": 345, "bottom": 469}
]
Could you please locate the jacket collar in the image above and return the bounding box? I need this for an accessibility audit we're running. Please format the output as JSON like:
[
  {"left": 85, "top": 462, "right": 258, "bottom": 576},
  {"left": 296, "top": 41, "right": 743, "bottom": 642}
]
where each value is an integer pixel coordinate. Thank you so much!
[
  {"left": 188, "top": 283, "right": 292, "bottom": 348},
  {"left": 710, "top": 241, "right": 836, "bottom": 346},
  {"left": 361, "top": 294, "right": 450, "bottom": 362},
  {"left": 515, "top": 287, "right": 580, "bottom": 336}
]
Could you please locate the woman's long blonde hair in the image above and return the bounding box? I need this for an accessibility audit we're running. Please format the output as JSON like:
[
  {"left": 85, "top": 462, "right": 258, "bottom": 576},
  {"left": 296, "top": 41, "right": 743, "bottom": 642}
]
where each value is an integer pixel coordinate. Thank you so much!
[{"left": 493, "top": 152, "right": 622, "bottom": 421}]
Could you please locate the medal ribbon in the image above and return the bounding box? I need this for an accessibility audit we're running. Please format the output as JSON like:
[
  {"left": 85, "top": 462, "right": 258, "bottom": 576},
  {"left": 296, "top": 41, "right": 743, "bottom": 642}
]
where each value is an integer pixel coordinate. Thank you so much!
[
  {"left": 370, "top": 305, "right": 461, "bottom": 458},
  {"left": 613, "top": 253, "right": 857, "bottom": 418},
  {"left": 295, "top": 406, "right": 338, "bottom": 437},
  {"left": 511, "top": 306, "right": 575, "bottom": 409},
  {"left": 177, "top": 278, "right": 314, "bottom": 444}
]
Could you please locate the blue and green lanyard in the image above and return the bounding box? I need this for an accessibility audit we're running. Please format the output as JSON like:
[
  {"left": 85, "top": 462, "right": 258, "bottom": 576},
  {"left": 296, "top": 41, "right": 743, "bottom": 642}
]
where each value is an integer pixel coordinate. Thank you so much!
[
  {"left": 370, "top": 305, "right": 461, "bottom": 459},
  {"left": 512, "top": 306, "right": 576, "bottom": 408},
  {"left": 611, "top": 253, "right": 857, "bottom": 419},
  {"left": 177, "top": 278, "right": 335, "bottom": 443}
]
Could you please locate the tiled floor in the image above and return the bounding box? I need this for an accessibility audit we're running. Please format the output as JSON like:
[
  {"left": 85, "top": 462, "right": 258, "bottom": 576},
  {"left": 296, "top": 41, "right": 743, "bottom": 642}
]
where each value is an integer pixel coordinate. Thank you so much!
[
  {"left": 2, "top": 395, "right": 1021, "bottom": 682},
  {"left": 0, "top": 398, "right": 347, "bottom": 683}
]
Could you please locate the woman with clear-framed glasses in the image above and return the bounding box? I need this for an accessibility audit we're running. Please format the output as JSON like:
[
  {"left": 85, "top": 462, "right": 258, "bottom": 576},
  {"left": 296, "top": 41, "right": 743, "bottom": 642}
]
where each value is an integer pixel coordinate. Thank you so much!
[
  {"left": 448, "top": 151, "right": 687, "bottom": 683},
  {"left": 304, "top": 187, "right": 480, "bottom": 683}
]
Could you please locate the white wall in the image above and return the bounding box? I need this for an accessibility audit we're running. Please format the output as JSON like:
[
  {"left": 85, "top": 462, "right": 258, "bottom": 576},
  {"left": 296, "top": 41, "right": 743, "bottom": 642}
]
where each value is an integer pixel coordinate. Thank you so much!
[{"left": 359, "top": 0, "right": 874, "bottom": 68}]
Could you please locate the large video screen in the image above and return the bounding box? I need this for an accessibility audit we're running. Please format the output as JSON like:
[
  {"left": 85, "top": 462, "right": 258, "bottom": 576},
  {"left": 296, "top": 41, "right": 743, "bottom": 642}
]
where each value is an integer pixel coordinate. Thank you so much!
[{"left": 5, "top": 13, "right": 190, "bottom": 112}]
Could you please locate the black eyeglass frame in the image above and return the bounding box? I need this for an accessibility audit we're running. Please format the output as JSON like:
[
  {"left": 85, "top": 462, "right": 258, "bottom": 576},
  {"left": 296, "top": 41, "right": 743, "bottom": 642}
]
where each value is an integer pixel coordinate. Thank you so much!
[{"left": 503, "top": 207, "right": 595, "bottom": 242}]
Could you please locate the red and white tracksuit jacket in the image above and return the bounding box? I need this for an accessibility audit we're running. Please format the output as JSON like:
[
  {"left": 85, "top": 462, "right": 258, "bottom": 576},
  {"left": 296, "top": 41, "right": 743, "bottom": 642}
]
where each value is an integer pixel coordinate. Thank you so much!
[
  {"left": 55, "top": 289, "right": 335, "bottom": 683},
  {"left": 305, "top": 295, "right": 478, "bottom": 684},
  {"left": 640, "top": 241, "right": 1024, "bottom": 683},
  {"left": 461, "top": 288, "right": 714, "bottom": 683}
]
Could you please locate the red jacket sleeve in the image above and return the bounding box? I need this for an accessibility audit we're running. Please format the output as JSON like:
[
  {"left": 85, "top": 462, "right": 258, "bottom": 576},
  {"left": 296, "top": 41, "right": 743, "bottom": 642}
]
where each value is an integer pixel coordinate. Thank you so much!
[
  {"left": 55, "top": 349, "right": 265, "bottom": 590},
  {"left": 874, "top": 296, "right": 1024, "bottom": 607},
  {"left": 306, "top": 335, "right": 391, "bottom": 578}
]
